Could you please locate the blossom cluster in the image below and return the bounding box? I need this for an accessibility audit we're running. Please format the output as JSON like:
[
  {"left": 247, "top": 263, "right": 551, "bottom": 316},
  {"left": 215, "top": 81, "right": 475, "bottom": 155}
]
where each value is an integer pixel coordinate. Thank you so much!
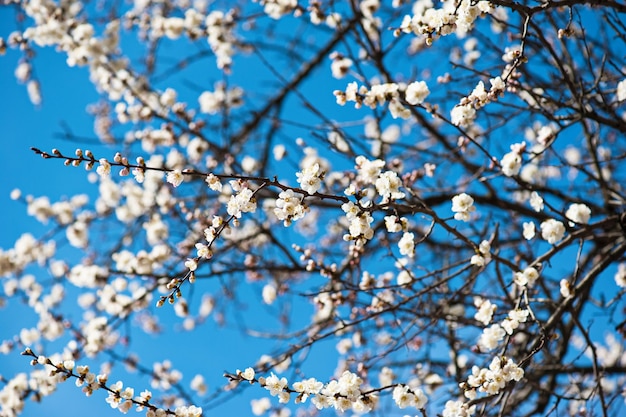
[
  {"left": 333, "top": 80, "right": 430, "bottom": 119},
  {"left": 342, "top": 202, "right": 374, "bottom": 243},
  {"left": 398, "top": 0, "right": 495, "bottom": 41},
  {"left": 450, "top": 76, "right": 507, "bottom": 127},
  {"left": 227, "top": 187, "right": 258, "bottom": 218},
  {"left": 462, "top": 356, "right": 524, "bottom": 399},
  {"left": 451, "top": 193, "right": 476, "bottom": 222},
  {"left": 256, "top": 370, "right": 379, "bottom": 413},
  {"left": 273, "top": 189, "right": 307, "bottom": 226},
  {"left": 477, "top": 305, "right": 530, "bottom": 351}
]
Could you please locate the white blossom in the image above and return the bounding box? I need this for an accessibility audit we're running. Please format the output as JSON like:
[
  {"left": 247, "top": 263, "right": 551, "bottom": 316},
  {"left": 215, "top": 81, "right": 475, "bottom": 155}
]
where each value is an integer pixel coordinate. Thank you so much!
[
  {"left": 405, "top": 81, "right": 430, "bottom": 105},
  {"left": 514, "top": 266, "right": 539, "bottom": 288},
  {"left": 529, "top": 191, "right": 544, "bottom": 212},
  {"left": 560, "top": 279, "right": 572, "bottom": 297},
  {"left": 375, "top": 171, "right": 405, "bottom": 202},
  {"left": 450, "top": 104, "right": 476, "bottom": 127},
  {"left": 227, "top": 188, "right": 257, "bottom": 218},
  {"left": 523, "top": 221, "right": 535, "bottom": 240},
  {"left": 565, "top": 203, "right": 591, "bottom": 226},
  {"left": 540, "top": 219, "right": 565, "bottom": 244},
  {"left": 273, "top": 189, "right": 306, "bottom": 226},
  {"left": 166, "top": 170, "right": 184, "bottom": 187},
  {"left": 617, "top": 79, "right": 626, "bottom": 101},
  {"left": 398, "top": 232, "right": 415, "bottom": 258},
  {"left": 478, "top": 324, "right": 506, "bottom": 351},
  {"left": 500, "top": 151, "right": 522, "bottom": 177},
  {"left": 296, "top": 163, "right": 323, "bottom": 195},
  {"left": 474, "top": 298, "right": 496, "bottom": 325},
  {"left": 452, "top": 193, "right": 476, "bottom": 222}
]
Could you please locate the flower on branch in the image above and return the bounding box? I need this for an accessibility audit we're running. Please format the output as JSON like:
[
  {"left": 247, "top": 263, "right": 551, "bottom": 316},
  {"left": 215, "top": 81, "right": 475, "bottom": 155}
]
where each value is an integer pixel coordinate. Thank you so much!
[{"left": 452, "top": 193, "right": 476, "bottom": 222}]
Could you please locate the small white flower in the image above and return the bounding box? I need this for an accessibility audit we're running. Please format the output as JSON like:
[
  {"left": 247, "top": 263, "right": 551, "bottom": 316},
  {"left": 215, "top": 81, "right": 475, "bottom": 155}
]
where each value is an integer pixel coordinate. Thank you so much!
[
  {"left": 560, "top": 279, "right": 572, "bottom": 297},
  {"left": 478, "top": 324, "right": 506, "bottom": 351},
  {"left": 262, "top": 284, "right": 277, "bottom": 305},
  {"left": 238, "top": 367, "right": 255, "bottom": 381},
  {"left": 398, "top": 232, "right": 415, "bottom": 258},
  {"left": 514, "top": 266, "right": 539, "bottom": 288},
  {"left": 384, "top": 215, "right": 403, "bottom": 233},
  {"left": 617, "top": 79, "right": 626, "bottom": 101},
  {"left": 452, "top": 193, "right": 476, "bottom": 222},
  {"left": 405, "top": 81, "right": 430, "bottom": 105},
  {"left": 540, "top": 219, "right": 565, "bottom": 244},
  {"left": 500, "top": 151, "right": 522, "bottom": 177},
  {"left": 375, "top": 171, "right": 405, "bottom": 202},
  {"left": 565, "top": 203, "right": 591, "bottom": 226},
  {"left": 263, "top": 373, "right": 288, "bottom": 396},
  {"left": 522, "top": 222, "right": 535, "bottom": 240},
  {"left": 205, "top": 174, "right": 223, "bottom": 191},
  {"left": 529, "top": 191, "right": 544, "bottom": 212},
  {"left": 184, "top": 258, "right": 198, "bottom": 271},
  {"left": 97, "top": 159, "right": 111, "bottom": 177},
  {"left": 273, "top": 189, "right": 305, "bottom": 226},
  {"left": 450, "top": 104, "right": 476, "bottom": 127},
  {"left": 470, "top": 254, "right": 485, "bottom": 266},
  {"left": 474, "top": 298, "right": 496, "bottom": 325},
  {"left": 296, "top": 163, "right": 323, "bottom": 195},
  {"left": 227, "top": 188, "right": 257, "bottom": 218},
  {"left": 167, "top": 170, "right": 184, "bottom": 187}
]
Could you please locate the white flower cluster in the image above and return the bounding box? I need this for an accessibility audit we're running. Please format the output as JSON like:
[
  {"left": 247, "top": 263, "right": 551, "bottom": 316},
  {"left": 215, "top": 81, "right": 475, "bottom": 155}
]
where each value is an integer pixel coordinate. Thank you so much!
[
  {"left": 333, "top": 80, "right": 429, "bottom": 119},
  {"left": 205, "top": 10, "right": 237, "bottom": 71},
  {"left": 529, "top": 191, "right": 543, "bottom": 212},
  {"left": 273, "top": 189, "right": 306, "bottom": 226},
  {"left": 258, "top": 370, "right": 378, "bottom": 413},
  {"left": 565, "top": 203, "right": 591, "bottom": 226},
  {"left": 25, "top": 193, "right": 89, "bottom": 225},
  {"left": 398, "top": 232, "right": 415, "bottom": 258},
  {"left": 398, "top": 0, "right": 494, "bottom": 41},
  {"left": 476, "top": 305, "right": 530, "bottom": 352},
  {"left": 227, "top": 187, "right": 258, "bottom": 218},
  {"left": 392, "top": 384, "right": 427, "bottom": 409},
  {"left": 111, "top": 245, "right": 170, "bottom": 277},
  {"left": 540, "top": 219, "right": 565, "bottom": 244},
  {"left": 23, "top": 352, "right": 203, "bottom": 417},
  {"left": 342, "top": 202, "right": 375, "bottom": 243},
  {"left": 329, "top": 52, "right": 353, "bottom": 79},
  {"left": 470, "top": 240, "right": 490, "bottom": 267},
  {"left": 0, "top": 359, "right": 60, "bottom": 416},
  {"left": 617, "top": 79, "right": 626, "bottom": 102},
  {"left": 477, "top": 323, "right": 506, "bottom": 351},
  {"left": 474, "top": 297, "right": 496, "bottom": 325},
  {"left": 348, "top": 156, "right": 406, "bottom": 204},
  {"left": 94, "top": 277, "right": 151, "bottom": 318},
  {"left": 500, "top": 142, "right": 525, "bottom": 177},
  {"left": 296, "top": 162, "right": 324, "bottom": 195},
  {"left": 463, "top": 357, "right": 524, "bottom": 399},
  {"left": 501, "top": 308, "right": 530, "bottom": 335},
  {"left": 0, "top": 232, "right": 56, "bottom": 277},
  {"left": 442, "top": 400, "right": 476, "bottom": 417},
  {"left": 198, "top": 82, "right": 243, "bottom": 114},
  {"left": 255, "top": 0, "right": 298, "bottom": 20},
  {"left": 384, "top": 215, "right": 408, "bottom": 233},
  {"left": 451, "top": 193, "right": 476, "bottom": 222},
  {"left": 375, "top": 171, "right": 405, "bottom": 203},
  {"left": 450, "top": 77, "right": 506, "bottom": 127},
  {"left": 513, "top": 266, "right": 539, "bottom": 288}
]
